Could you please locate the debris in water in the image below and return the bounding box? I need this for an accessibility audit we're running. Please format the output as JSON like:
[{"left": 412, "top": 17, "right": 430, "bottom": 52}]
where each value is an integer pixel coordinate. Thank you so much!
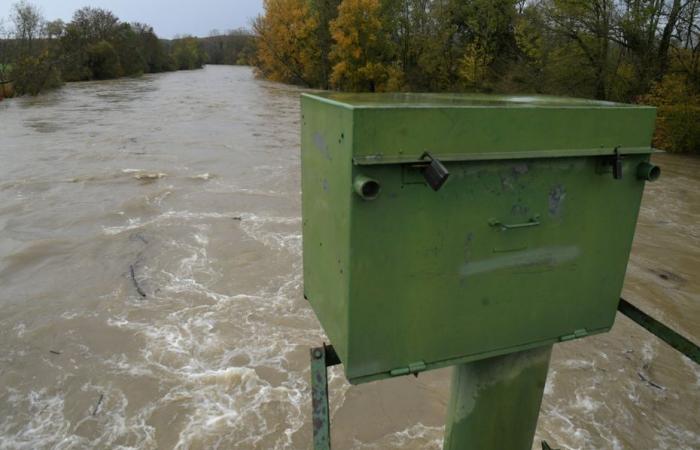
[
  {"left": 130, "top": 264, "right": 147, "bottom": 298},
  {"left": 129, "top": 233, "right": 148, "bottom": 245},
  {"left": 123, "top": 169, "right": 167, "bottom": 182},
  {"left": 648, "top": 268, "right": 686, "bottom": 285},
  {"left": 232, "top": 216, "right": 243, "bottom": 221},
  {"left": 133, "top": 172, "right": 167, "bottom": 182},
  {"left": 49, "top": 350, "right": 61, "bottom": 355},
  {"left": 638, "top": 371, "right": 665, "bottom": 390},
  {"left": 92, "top": 393, "right": 104, "bottom": 416},
  {"left": 190, "top": 173, "right": 214, "bottom": 181}
]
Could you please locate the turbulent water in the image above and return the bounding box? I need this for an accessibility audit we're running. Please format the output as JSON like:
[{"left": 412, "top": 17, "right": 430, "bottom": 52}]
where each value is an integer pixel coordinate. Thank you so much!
[{"left": 0, "top": 66, "right": 698, "bottom": 450}]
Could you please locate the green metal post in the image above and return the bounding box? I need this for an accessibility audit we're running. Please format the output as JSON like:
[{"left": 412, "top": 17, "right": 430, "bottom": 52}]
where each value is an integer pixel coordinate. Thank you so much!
[
  {"left": 443, "top": 345, "right": 553, "bottom": 450},
  {"left": 311, "top": 345, "right": 341, "bottom": 450}
]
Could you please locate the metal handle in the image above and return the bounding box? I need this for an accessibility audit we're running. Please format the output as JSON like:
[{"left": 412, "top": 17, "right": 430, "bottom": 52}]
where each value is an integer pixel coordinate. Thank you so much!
[{"left": 489, "top": 215, "right": 541, "bottom": 230}]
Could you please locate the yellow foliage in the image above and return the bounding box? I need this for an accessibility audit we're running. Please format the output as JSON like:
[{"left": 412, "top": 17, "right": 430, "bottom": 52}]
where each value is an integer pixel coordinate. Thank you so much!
[
  {"left": 329, "top": 0, "right": 403, "bottom": 92},
  {"left": 458, "top": 43, "right": 493, "bottom": 88},
  {"left": 641, "top": 72, "right": 700, "bottom": 153},
  {"left": 254, "top": 0, "right": 322, "bottom": 86}
]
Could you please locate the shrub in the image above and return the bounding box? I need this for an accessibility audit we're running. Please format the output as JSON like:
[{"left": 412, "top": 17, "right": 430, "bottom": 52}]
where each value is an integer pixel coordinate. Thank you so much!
[
  {"left": 642, "top": 73, "right": 700, "bottom": 153},
  {"left": 171, "top": 37, "right": 207, "bottom": 70},
  {"left": 86, "top": 40, "right": 122, "bottom": 79},
  {"left": 10, "top": 54, "right": 62, "bottom": 96}
]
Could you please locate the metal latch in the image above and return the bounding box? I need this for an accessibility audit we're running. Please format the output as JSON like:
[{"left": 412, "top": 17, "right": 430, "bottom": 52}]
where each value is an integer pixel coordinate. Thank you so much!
[
  {"left": 421, "top": 152, "right": 450, "bottom": 191},
  {"left": 390, "top": 361, "right": 427, "bottom": 377},
  {"left": 604, "top": 148, "right": 623, "bottom": 179},
  {"left": 560, "top": 328, "right": 589, "bottom": 342}
]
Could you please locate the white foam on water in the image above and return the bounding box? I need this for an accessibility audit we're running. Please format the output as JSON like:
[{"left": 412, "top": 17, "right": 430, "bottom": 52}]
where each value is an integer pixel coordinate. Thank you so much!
[
  {"left": 102, "top": 210, "right": 300, "bottom": 237},
  {"left": 190, "top": 173, "right": 214, "bottom": 181},
  {"left": 238, "top": 213, "right": 302, "bottom": 254},
  {"left": 561, "top": 359, "right": 595, "bottom": 370},
  {"left": 4, "top": 204, "right": 343, "bottom": 449},
  {"left": 351, "top": 423, "right": 444, "bottom": 449},
  {"left": 641, "top": 341, "right": 656, "bottom": 365},
  {"left": 652, "top": 423, "right": 700, "bottom": 450},
  {"left": 0, "top": 389, "right": 81, "bottom": 450},
  {"left": 544, "top": 369, "right": 557, "bottom": 395},
  {"left": 13, "top": 322, "right": 26, "bottom": 338},
  {"left": 571, "top": 393, "right": 603, "bottom": 414},
  {"left": 682, "top": 355, "right": 700, "bottom": 388},
  {"left": 96, "top": 210, "right": 345, "bottom": 449}
]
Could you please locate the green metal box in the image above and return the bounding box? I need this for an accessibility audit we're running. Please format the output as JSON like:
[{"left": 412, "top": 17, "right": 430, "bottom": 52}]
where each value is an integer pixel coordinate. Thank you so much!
[{"left": 301, "top": 93, "right": 657, "bottom": 385}]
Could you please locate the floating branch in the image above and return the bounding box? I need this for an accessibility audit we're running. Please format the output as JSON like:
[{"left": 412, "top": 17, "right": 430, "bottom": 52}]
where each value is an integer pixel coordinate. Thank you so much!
[
  {"left": 92, "top": 393, "right": 104, "bottom": 416},
  {"left": 130, "top": 264, "right": 147, "bottom": 298}
]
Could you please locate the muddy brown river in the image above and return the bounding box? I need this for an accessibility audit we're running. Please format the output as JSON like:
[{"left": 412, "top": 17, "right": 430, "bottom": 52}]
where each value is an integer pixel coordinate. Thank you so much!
[{"left": 0, "top": 66, "right": 698, "bottom": 449}]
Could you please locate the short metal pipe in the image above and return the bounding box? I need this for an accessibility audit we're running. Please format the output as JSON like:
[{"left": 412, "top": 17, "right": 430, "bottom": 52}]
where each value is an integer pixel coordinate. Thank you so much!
[
  {"left": 637, "top": 162, "right": 661, "bottom": 182},
  {"left": 443, "top": 345, "right": 553, "bottom": 450},
  {"left": 353, "top": 175, "right": 381, "bottom": 200}
]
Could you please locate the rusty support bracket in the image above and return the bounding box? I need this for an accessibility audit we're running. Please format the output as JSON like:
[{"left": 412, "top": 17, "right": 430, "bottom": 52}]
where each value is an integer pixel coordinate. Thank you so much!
[
  {"left": 618, "top": 298, "right": 700, "bottom": 365},
  {"left": 310, "top": 344, "right": 341, "bottom": 450}
]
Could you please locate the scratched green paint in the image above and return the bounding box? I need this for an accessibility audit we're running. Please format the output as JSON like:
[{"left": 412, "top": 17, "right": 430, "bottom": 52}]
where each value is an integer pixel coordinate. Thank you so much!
[
  {"left": 444, "top": 346, "right": 553, "bottom": 450},
  {"left": 301, "top": 93, "right": 657, "bottom": 385}
]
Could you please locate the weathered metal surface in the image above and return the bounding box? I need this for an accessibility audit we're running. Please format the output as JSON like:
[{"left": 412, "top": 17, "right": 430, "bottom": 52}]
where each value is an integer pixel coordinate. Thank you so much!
[
  {"left": 310, "top": 345, "right": 341, "bottom": 450},
  {"left": 301, "top": 93, "right": 657, "bottom": 385},
  {"left": 443, "top": 346, "right": 552, "bottom": 450},
  {"left": 310, "top": 346, "right": 331, "bottom": 450},
  {"left": 618, "top": 298, "right": 700, "bottom": 365}
]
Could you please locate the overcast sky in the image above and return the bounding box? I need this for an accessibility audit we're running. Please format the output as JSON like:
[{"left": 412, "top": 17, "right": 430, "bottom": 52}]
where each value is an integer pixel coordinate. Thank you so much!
[{"left": 0, "top": 0, "right": 263, "bottom": 38}]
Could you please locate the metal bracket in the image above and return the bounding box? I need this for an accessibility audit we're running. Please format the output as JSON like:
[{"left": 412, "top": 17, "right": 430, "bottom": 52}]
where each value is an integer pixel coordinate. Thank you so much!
[
  {"left": 601, "top": 147, "right": 623, "bottom": 179},
  {"left": 618, "top": 298, "right": 699, "bottom": 365},
  {"left": 310, "top": 344, "right": 341, "bottom": 450}
]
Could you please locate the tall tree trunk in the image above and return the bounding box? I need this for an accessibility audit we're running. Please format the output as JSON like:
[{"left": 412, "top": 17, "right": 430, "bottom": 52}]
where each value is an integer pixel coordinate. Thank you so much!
[{"left": 657, "top": 0, "right": 684, "bottom": 78}]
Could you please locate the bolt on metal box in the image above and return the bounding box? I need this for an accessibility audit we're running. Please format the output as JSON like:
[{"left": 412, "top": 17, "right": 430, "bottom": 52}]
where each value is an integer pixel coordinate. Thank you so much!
[{"left": 301, "top": 93, "right": 658, "bottom": 385}]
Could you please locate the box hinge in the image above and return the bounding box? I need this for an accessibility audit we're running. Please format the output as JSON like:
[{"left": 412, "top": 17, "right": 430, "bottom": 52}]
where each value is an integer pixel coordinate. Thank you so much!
[
  {"left": 560, "top": 328, "right": 589, "bottom": 342},
  {"left": 390, "top": 361, "right": 427, "bottom": 377}
]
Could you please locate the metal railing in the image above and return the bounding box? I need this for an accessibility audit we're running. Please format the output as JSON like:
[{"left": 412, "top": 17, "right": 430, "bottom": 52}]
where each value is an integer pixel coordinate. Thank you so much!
[{"left": 309, "top": 297, "right": 700, "bottom": 450}]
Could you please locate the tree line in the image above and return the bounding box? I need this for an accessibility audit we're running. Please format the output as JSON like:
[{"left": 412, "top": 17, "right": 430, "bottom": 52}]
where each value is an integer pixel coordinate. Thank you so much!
[
  {"left": 253, "top": 0, "right": 700, "bottom": 152},
  {"left": 200, "top": 29, "right": 257, "bottom": 65},
  {"left": 0, "top": 1, "right": 254, "bottom": 97}
]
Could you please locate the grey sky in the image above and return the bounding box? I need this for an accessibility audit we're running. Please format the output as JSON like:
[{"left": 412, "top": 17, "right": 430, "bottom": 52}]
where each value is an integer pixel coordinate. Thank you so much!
[{"left": 0, "top": 0, "right": 263, "bottom": 38}]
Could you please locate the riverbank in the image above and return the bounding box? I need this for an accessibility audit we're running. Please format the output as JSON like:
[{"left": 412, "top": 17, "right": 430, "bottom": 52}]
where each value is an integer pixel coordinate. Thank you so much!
[{"left": 0, "top": 66, "right": 697, "bottom": 449}]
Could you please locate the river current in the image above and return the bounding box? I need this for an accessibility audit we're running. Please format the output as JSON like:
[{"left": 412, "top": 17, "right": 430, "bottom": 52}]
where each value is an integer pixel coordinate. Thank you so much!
[{"left": 0, "top": 66, "right": 698, "bottom": 449}]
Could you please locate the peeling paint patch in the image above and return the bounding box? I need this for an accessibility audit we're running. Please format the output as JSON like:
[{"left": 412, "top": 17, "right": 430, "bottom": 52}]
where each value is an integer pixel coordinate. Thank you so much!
[
  {"left": 549, "top": 185, "right": 567, "bottom": 216},
  {"left": 500, "top": 174, "right": 515, "bottom": 192},
  {"left": 460, "top": 245, "right": 580, "bottom": 278},
  {"left": 513, "top": 163, "right": 529, "bottom": 175},
  {"left": 314, "top": 132, "right": 332, "bottom": 161}
]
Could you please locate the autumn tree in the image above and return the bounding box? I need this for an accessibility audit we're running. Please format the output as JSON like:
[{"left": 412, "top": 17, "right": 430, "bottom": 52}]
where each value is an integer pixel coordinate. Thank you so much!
[
  {"left": 310, "top": 0, "right": 342, "bottom": 87},
  {"left": 253, "top": 0, "right": 323, "bottom": 86},
  {"left": 330, "top": 0, "right": 403, "bottom": 91}
]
